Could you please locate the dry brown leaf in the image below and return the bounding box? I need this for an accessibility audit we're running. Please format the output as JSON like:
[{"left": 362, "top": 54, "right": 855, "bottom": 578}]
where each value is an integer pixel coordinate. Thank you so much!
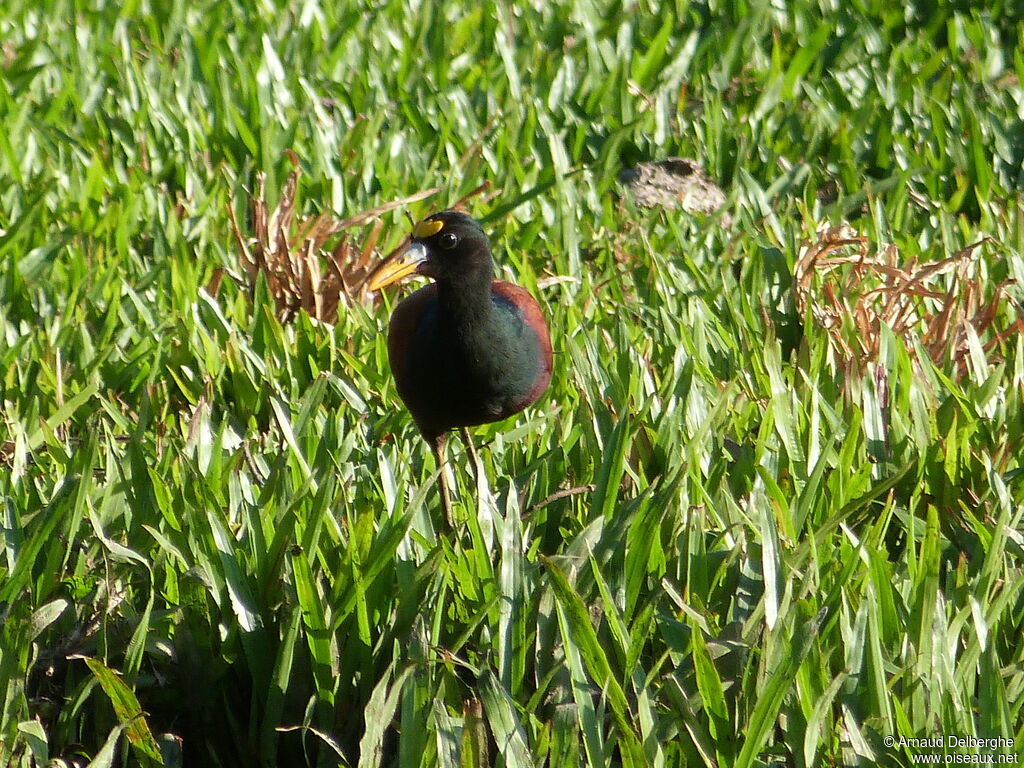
[
  {"left": 795, "top": 224, "right": 1015, "bottom": 383},
  {"left": 229, "top": 159, "right": 499, "bottom": 323},
  {"left": 228, "top": 157, "right": 447, "bottom": 323}
]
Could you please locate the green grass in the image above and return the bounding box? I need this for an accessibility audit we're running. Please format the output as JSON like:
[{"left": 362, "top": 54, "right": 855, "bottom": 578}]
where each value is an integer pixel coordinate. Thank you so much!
[{"left": 2, "top": 0, "right": 1024, "bottom": 766}]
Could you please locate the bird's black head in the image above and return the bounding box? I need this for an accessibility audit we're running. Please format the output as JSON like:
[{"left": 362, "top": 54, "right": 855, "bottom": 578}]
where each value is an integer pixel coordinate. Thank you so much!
[
  {"left": 368, "top": 210, "right": 493, "bottom": 291},
  {"left": 411, "top": 211, "right": 492, "bottom": 283}
]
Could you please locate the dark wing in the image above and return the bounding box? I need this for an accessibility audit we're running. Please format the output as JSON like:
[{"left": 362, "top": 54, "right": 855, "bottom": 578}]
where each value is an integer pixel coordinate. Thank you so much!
[{"left": 491, "top": 280, "right": 553, "bottom": 407}]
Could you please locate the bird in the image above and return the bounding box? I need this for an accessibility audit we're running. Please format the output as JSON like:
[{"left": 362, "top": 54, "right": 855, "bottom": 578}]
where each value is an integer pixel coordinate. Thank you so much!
[{"left": 368, "top": 210, "right": 552, "bottom": 523}]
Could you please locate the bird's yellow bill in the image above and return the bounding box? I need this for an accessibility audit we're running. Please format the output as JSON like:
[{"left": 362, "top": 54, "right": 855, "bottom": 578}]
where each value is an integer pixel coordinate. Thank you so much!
[{"left": 367, "top": 242, "right": 429, "bottom": 291}]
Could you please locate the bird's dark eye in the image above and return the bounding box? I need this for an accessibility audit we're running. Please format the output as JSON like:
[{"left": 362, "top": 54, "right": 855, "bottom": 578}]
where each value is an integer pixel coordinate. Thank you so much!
[{"left": 439, "top": 232, "right": 458, "bottom": 249}]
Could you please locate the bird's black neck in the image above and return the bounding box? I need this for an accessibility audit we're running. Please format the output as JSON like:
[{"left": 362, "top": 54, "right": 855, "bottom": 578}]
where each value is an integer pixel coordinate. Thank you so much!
[{"left": 435, "top": 258, "right": 495, "bottom": 332}]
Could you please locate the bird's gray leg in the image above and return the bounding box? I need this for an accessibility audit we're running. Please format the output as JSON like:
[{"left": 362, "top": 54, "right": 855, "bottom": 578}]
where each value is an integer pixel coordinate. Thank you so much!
[
  {"left": 431, "top": 434, "right": 455, "bottom": 527},
  {"left": 459, "top": 427, "right": 484, "bottom": 486}
]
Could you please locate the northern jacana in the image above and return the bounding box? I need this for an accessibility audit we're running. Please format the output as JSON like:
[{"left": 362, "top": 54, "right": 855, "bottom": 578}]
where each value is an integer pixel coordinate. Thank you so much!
[{"left": 368, "top": 210, "right": 552, "bottom": 522}]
